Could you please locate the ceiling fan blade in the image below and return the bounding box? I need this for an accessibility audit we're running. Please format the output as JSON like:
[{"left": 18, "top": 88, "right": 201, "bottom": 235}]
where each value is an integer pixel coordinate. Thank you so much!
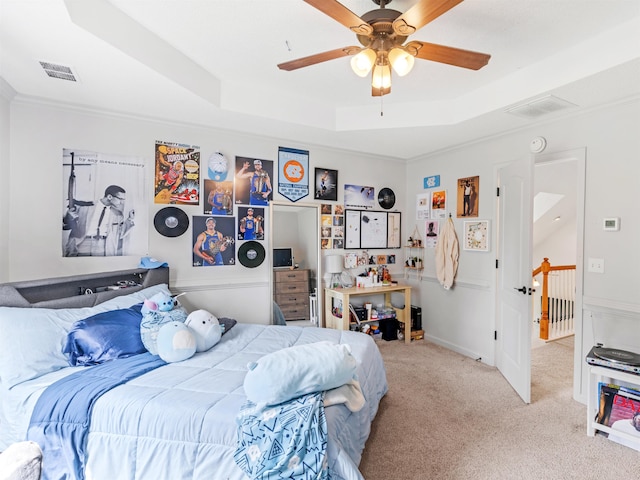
[
  {"left": 393, "top": 0, "right": 464, "bottom": 36},
  {"left": 278, "top": 46, "right": 360, "bottom": 71},
  {"left": 406, "top": 41, "right": 490, "bottom": 70},
  {"left": 304, "top": 0, "right": 373, "bottom": 35}
]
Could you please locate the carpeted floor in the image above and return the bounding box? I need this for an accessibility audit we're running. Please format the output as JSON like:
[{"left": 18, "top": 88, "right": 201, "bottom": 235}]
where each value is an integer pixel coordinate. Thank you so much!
[{"left": 358, "top": 337, "right": 640, "bottom": 479}]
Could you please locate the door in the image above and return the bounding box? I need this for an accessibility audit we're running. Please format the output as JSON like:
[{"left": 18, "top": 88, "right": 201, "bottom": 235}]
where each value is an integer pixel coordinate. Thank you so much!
[{"left": 496, "top": 155, "right": 534, "bottom": 403}]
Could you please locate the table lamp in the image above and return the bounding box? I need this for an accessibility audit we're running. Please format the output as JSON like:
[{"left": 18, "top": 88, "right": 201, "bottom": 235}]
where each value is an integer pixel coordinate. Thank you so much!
[{"left": 326, "top": 255, "right": 343, "bottom": 288}]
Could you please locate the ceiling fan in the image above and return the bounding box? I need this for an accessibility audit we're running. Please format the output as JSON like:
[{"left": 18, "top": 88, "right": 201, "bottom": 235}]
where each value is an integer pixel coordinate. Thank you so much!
[{"left": 278, "top": 0, "right": 491, "bottom": 96}]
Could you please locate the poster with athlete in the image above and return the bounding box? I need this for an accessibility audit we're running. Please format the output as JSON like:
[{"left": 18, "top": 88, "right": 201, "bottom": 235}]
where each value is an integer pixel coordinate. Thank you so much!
[
  {"left": 234, "top": 157, "right": 273, "bottom": 206},
  {"left": 192, "top": 215, "right": 236, "bottom": 267},
  {"left": 154, "top": 140, "right": 201, "bottom": 205}
]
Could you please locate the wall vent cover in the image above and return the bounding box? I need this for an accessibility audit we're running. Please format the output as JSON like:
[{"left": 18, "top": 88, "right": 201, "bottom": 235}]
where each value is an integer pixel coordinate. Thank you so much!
[
  {"left": 39, "top": 61, "right": 78, "bottom": 82},
  {"left": 505, "top": 95, "right": 577, "bottom": 119}
]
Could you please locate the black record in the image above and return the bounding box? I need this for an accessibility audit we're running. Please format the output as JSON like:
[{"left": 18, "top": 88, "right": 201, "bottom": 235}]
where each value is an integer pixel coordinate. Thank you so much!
[
  {"left": 154, "top": 207, "right": 189, "bottom": 237},
  {"left": 238, "top": 241, "right": 265, "bottom": 268},
  {"left": 378, "top": 187, "right": 396, "bottom": 209}
]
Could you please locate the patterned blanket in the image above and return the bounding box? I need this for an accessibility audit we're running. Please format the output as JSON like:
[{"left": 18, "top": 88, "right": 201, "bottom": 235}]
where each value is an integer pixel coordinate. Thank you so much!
[{"left": 234, "top": 392, "right": 328, "bottom": 480}]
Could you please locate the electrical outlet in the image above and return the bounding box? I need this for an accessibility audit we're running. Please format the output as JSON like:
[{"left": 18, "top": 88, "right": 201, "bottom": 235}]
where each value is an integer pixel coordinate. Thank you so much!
[{"left": 588, "top": 257, "right": 604, "bottom": 273}]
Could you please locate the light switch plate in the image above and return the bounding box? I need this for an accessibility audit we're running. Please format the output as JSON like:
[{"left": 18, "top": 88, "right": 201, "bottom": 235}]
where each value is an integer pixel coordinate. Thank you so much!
[{"left": 588, "top": 258, "right": 604, "bottom": 273}]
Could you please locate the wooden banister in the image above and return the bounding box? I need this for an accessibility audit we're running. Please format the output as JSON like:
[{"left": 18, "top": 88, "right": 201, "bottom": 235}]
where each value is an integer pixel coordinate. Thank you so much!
[{"left": 533, "top": 257, "right": 576, "bottom": 340}]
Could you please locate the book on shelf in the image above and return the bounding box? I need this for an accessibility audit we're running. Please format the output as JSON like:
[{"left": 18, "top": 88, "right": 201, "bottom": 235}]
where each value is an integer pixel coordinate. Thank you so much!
[{"left": 596, "top": 382, "right": 640, "bottom": 451}]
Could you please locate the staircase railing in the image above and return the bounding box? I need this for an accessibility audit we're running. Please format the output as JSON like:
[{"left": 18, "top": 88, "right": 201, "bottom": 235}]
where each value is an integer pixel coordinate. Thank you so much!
[{"left": 532, "top": 257, "right": 576, "bottom": 340}]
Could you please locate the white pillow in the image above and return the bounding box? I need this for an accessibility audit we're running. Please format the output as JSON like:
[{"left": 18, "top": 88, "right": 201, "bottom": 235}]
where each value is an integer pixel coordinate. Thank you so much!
[
  {"left": 0, "top": 284, "right": 171, "bottom": 389},
  {"left": 243, "top": 341, "right": 357, "bottom": 407}
]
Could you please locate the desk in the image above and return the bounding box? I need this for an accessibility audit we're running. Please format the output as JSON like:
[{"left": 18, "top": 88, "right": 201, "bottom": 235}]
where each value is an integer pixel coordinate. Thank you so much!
[{"left": 324, "top": 284, "right": 412, "bottom": 345}]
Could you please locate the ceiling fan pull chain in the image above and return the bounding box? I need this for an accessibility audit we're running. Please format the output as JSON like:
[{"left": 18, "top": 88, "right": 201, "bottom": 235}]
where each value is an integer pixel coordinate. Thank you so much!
[{"left": 380, "top": 96, "right": 384, "bottom": 117}]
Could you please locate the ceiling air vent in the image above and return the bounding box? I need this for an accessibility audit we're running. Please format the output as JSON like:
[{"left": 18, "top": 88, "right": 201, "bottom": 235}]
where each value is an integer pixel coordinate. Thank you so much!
[
  {"left": 505, "top": 95, "right": 577, "bottom": 119},
  {"left": 39, "top": 61, "right": 78, "bottom": 82}
]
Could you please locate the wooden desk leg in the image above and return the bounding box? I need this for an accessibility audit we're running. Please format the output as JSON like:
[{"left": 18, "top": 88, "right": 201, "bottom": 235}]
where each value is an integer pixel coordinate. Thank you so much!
[{"left": 404, "top": 287, "right": 411, "bottom": 345}]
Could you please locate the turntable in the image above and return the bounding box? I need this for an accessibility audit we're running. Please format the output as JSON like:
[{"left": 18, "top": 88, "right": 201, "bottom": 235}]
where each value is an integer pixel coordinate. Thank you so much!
[{"left": 586, "top": 344, "right": 640, "bottom": 375}]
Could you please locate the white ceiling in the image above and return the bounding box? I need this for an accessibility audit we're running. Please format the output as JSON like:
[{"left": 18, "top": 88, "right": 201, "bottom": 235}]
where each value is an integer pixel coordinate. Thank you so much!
[{"left": 1, "top": 0, "right": 639, "bottom": 160}]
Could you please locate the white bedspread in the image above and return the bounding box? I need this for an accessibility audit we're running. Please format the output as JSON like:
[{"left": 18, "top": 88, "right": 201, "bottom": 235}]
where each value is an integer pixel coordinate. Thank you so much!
[{"left": 2, "top": 324, "right": 387, "bottom": 480}]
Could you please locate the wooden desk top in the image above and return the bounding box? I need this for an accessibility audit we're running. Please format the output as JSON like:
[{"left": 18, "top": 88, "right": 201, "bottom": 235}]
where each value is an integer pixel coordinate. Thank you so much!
[{"left": 325, "top": 284, "right": 411, "bottom": 295}]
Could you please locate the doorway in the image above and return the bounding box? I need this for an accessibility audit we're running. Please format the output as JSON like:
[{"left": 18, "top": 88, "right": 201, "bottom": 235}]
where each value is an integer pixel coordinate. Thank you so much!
[
  {"left": 496, "top": 147, "right": 585, "bottom": 403},
  {"left": 269, "top": 202, "right": 322, "bottom": 325},
  {"left": 531, "top": 149, "right": 585, "bottom": 401}
]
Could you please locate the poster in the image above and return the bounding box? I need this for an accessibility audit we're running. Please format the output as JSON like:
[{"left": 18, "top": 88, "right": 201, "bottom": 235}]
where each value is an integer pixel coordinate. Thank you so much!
[
  {"left": 154, "top": 140, "right": 201, "bottom": 205},
  {"left": 192, "top": 215, "right": 236, "bottom": 266},
  {"left": 235, "top": 157, "right": 273, "bottom": 206},
  {"left": 314, "top": 168, "right": 338, "bottom": 201},
  {"left": 457, "top": 175, "right": 479, "bottom": 218},
  {"left": 344, "top": 184, "right": 375, "bottom": 209},
  {"left": 278, "top": 147, "right": 309, "bottom": 202},
  {"left": 430, "top": 190, "right": 447, "bottom": 219},
  {"left": 62, "top": 148, "right": 147, "bottom": 257}
]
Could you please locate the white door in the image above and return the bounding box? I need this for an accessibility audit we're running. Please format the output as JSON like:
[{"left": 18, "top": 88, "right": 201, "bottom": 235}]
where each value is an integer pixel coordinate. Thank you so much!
[{"left": 496, "top": 155, "right": 534, "bottom": 403}]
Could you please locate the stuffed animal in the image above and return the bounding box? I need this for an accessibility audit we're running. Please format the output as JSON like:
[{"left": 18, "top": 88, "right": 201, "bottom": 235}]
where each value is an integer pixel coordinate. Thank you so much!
[
  {"left": 156, "top": 321, "right": 196, "bottom": 363},
  {"left": 184, "top": 309, "right": 222, "bottom": 352},
  {"left": 140, "top": 292, "right": 188, "bottom": 355}
]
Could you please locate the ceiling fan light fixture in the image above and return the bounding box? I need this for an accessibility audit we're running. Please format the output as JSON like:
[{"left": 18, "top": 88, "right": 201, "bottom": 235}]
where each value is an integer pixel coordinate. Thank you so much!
[
  {"left": 371, "top": 63, "right": 391, "bottom": 90},
  {"left": 388, "top": 47, "right": 415, "bottom": 76},
  {"left": 350, "top": 48, "right": 376, "bottom": 77}
]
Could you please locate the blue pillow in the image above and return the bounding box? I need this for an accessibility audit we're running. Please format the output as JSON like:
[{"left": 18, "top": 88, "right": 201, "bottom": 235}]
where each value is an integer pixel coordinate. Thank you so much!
[
  {"left": 63, "top": 304, "right": 146, "bottom": 366},
  {"left": 243, "top": 341, "right": 357, "bottom": 406}
]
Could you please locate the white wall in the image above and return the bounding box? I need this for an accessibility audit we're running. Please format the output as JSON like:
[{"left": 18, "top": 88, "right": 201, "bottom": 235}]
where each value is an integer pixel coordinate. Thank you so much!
[
  {"left": 405, "top": 97, "right": 640, "bottom": 401},
  {"left": 5, "top": 99, "right": 406, "bottom": 323},
  {"left": 0, "top": 79, "right": 12, "bottom": 282}
]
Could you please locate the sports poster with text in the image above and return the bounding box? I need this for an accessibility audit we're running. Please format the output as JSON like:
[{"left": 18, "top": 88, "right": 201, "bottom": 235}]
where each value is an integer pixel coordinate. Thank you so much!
[
  {"left": 154, "top": 140, "right": 201, "bottom": 205},
  {"left": 277, "top": 147, "right": 309, "bottom": 202}
]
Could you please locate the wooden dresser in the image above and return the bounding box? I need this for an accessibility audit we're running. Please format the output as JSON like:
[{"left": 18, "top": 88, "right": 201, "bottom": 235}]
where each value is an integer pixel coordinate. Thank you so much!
[{"left": 274, "top": 269, "right": 310, "bottom": 321}]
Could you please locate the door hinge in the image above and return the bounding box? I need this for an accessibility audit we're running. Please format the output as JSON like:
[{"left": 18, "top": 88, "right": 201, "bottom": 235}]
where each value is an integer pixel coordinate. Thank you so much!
[
  {"left": 494, "top": 330, "right": 497, "bottom": 341},
  {"left": 496, "top": 187, "right": 500, "bottom": 196},
  {"left": 496, "top": 259, "right": 499, "bottom": 268}
]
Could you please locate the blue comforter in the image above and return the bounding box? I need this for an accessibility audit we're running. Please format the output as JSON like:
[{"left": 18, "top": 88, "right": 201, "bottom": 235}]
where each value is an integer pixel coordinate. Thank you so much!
[
  {"left": 20, "top": 325, "right": 387, "bottom": 480},
  {"left": 27, "top": 353, "right": 166, "bottom": 480}
]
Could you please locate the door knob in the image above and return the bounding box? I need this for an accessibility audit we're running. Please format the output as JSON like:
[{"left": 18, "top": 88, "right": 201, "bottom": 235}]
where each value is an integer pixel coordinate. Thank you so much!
[{"left": 514, "top": 286, "right": 527, "bottom": 294}]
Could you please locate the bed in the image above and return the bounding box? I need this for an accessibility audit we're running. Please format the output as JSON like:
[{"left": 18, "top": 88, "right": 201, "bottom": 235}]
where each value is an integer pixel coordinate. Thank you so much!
[{"left": 0, "top": 268, "right": 388, "bottom": 480}]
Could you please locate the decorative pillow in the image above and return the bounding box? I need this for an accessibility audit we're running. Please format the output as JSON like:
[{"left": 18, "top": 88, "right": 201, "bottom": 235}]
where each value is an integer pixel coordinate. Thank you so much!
[
  {"left": 243, "top": 341, "right": 357, "bottom": 406},
  {"left": 0, "top": 283, "right": 172, "bottom": 389},
  {"left": 184, "top": 310, "right": 222, "bottom": 352},
  {"left": 219, "top": 317, "right": 237, "bottom": 335},
  {"left": 140, "top": 306, "right": 188, "bottom": 355},
  {"left": 156, "top": 321, "right": 196, "bottom": 363},
  {"left": 63, "top": 304, "right": 146, "bottom": 366}
]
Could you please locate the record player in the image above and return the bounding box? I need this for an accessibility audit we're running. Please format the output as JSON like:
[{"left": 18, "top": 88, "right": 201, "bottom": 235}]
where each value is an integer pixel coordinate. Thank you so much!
[{"left": 586, "top": 344, "right": 640, "bottom": 375}]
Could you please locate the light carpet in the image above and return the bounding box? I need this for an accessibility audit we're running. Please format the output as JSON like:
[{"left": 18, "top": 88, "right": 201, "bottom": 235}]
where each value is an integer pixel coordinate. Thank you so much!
[{"left": 359, "top": 337, "right": 640, "bottom": 479}]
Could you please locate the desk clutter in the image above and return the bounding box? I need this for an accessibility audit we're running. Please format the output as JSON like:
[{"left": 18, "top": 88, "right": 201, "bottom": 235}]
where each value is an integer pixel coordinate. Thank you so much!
[{"left": 347, "top": 303, "right": 424, "bottom": 342}]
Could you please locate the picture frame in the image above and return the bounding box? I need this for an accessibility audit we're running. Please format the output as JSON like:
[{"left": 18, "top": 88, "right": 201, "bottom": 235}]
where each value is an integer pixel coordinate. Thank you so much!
[
  {"left": 360, "top": 210, "right": 388, "bottom": 249},
  {"left": 387, "top": 212, "right": 401, "bottom": 248},
  {"left": 344, "top": 209, "right": 361, "bottom": 249},
  {"left": 314, "top": 168, "right": 338, "bottom": 201},
  {"left": 457, "top": 176, "right": 479, "bottom": 218},
  {"left": 463, "top": 220, "right": 490, "bottom": 251}
]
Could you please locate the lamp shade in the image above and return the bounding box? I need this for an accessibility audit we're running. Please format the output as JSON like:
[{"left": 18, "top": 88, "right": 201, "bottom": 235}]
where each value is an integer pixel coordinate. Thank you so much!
[
  {"left": 388, "top": 47, "right": 415, "bottom": 76},
  {"left": 371, "top": 63, "right": 391, "bottom": 90},
  {"left": 350, "top": 49, "right": 376, "bottom": 77},
  {"left": 326, "top": 255, "right": 343, "bottom": 274}
]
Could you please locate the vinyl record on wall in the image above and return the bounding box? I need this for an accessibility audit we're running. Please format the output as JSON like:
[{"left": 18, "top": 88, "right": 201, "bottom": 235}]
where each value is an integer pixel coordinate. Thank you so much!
[
  {"left": 238, "top": 241, "right": 265, "bottom": 268},
  {"left": 378, "top": 188, "right": 396, "bottom": 210},
  {"left": 154, "top": 207, "right": 189, "bottom": 237}
]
